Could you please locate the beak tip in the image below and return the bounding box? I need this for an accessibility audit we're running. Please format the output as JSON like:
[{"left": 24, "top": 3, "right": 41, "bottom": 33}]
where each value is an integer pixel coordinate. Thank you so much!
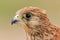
[
  {"left": 11, "top": 21, "right": 14, "bottom": 25},
  {"left": 11, "top": 22, "right": 13, "bottom": 25},
  {"left": 11, "top": 19, "right": 19, "bottom": 25}
]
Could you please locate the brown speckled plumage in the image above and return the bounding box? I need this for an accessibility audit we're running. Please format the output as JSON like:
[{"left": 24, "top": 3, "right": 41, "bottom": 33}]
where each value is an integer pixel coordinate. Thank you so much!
[{"left": 12, "top": 7, "right": 60, "bottom": 40}]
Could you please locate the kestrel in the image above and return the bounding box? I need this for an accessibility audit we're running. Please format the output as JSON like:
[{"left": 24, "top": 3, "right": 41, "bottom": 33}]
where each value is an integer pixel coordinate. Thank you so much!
[{"left": 11, "top": 7, "right": 60, "bottom": 40}]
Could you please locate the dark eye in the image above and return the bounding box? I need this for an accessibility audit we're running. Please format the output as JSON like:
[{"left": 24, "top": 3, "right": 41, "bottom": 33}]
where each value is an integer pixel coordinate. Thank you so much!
[
  {"left": 24, "top": 12, "right": 32, "bottom": 19},
  {"left": 26, "top": 13, "right": 31, "bottom": 18}
]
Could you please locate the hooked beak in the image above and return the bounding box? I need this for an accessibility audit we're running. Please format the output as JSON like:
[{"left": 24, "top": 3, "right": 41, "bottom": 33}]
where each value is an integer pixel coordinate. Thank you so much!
[
  {"left": 11, "top": 15, "right": 19, "bottom": 25},
  {"left": 11, "top": 18, "right": 19, "bottom": 25}
]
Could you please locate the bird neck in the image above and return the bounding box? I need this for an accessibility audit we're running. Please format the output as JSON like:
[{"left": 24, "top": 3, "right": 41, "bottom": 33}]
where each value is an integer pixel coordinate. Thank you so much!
[{"left": 26, "top": 22, "right": 58, "bottom": 40}]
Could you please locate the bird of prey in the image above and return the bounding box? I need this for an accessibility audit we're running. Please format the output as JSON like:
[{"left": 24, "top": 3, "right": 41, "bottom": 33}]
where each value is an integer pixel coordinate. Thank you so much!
[{"left": 11, "top": 7, "right": 60, "bottom": 40}]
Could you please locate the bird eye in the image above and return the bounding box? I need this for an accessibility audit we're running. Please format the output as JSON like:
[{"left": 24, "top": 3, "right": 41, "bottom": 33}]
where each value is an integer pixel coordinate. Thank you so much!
[{"left": 24, "top": 12, "right": 32, "bottom": 19}]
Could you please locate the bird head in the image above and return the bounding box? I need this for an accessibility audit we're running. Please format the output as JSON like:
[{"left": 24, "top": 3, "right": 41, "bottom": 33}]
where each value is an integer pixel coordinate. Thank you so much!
[{"left": 11, "top": 7, "right": 49, "bottom": 31}]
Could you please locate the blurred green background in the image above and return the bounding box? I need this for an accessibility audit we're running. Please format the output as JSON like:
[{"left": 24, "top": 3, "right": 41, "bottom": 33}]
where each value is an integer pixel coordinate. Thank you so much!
[{"left": 0, "top": 0, "right": 60, "bottom": 40}]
